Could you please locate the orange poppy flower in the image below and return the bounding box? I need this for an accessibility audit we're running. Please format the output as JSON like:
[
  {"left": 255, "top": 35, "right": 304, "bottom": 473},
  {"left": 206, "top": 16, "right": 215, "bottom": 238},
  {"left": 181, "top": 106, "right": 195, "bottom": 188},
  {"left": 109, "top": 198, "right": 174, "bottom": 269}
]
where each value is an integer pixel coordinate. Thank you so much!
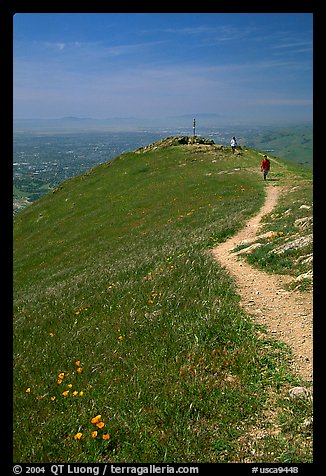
[{"left": 91, "top": 415, "right": 102, "bottom": 424}]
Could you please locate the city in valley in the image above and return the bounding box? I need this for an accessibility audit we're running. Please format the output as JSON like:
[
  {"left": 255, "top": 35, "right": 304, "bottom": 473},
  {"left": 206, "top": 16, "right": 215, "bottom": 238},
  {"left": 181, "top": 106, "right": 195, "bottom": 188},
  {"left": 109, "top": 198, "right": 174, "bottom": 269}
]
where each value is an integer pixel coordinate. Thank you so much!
[{"left": 13, "top": 122, "right": 312, "bottom": 214}]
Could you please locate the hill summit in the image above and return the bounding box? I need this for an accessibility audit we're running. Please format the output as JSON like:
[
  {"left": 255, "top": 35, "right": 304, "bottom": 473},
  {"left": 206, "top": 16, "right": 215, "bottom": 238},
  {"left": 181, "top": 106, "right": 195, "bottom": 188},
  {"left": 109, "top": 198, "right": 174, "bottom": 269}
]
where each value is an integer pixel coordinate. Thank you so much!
[
  {"left": 13, "top": 138, "right": 312, "bottom": 463},
  {"left": 136, "top": 135, "right": 216, "bottom": 152}
]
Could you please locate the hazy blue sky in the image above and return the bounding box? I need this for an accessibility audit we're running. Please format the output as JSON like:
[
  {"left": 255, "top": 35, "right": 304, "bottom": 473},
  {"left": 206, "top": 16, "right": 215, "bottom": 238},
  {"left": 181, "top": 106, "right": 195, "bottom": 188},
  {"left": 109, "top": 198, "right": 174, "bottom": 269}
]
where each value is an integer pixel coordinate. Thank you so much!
[{"left": 13, "top": 13, "right": 313, "bottom": 124}]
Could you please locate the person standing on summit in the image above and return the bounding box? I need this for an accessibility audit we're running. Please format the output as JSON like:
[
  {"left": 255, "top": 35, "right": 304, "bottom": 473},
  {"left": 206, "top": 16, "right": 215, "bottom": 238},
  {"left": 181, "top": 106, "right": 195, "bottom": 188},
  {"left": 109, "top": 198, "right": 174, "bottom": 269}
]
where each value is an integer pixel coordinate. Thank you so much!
[{"left": 230, "top": 137, "right": 237, "bottom": 153}]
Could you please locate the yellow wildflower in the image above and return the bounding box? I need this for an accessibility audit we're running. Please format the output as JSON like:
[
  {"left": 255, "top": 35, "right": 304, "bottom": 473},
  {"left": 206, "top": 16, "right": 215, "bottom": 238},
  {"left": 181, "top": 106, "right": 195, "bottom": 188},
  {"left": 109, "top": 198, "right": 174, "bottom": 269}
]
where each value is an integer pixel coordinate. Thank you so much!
[
  {"left": 118, "top": 335, "right": 123, "bottom": 341},
  {"left": 74, "top": 432, "right": 83, "bottom": 440},
  {"left": 68, "top": 384, "right": 72, "bottom": 388},
  {"left": 77, "top": 367, "right": 83, "bottom": 374},
  {"left": 57, "top": 379, "right": 63, "bottom": 385},
  {"left": 72, "top": 391, "right": 78, "bottom": 397},
  {"left": 75, "top": 360, "right": 81, "bottom": 366},
  {"left": 96, "top": 421, "right": 105, "bottom": 429},
  {"left": 58, "top": 373, "right": 65, "bottom": 379},
  {"left": 79, "top": 391, "right": 84, "bottom": 396},
  {"left": 50, "top": 396, "right": 56, "bottom": 401},
  {"left": 26, "top": 387, "right": 31, "bottom": 393},
  {"left": 62, "top": 390, "right": 69, "bottom": 397},
  {"left": 102, "top": 434, "right": 110, "bottom": 440},
  {"left": 92, "top": 431, "right": 98, "bottom": 438}
]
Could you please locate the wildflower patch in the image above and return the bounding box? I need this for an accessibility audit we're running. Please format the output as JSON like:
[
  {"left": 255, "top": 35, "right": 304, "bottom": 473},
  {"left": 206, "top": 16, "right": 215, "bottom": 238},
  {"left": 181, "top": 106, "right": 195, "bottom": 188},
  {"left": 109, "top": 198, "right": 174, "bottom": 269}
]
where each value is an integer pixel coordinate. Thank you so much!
[{"left": 24, "top": 358, "right": 112, "bottom": 445}]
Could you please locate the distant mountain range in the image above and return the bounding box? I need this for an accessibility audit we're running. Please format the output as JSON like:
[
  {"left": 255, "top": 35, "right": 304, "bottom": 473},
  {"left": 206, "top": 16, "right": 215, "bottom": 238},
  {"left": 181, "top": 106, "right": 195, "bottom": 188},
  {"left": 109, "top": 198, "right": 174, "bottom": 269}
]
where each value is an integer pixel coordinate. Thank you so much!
[{"left": 14, "top": 114, "right": 310, "bottom": 132}]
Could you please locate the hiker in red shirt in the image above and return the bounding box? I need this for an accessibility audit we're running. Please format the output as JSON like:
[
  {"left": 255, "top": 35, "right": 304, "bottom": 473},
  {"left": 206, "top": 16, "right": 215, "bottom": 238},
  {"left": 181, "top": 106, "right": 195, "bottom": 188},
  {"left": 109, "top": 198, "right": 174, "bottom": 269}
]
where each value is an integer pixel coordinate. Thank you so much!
[{"left": 261, "top": 155, "right": 270, "bottom": 181}]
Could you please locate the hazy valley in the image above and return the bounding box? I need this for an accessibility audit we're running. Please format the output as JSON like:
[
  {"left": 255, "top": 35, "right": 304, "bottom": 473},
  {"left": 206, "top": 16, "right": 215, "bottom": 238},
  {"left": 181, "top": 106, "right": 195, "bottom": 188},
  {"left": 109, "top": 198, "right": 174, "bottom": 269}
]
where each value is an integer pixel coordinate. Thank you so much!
[{"left": 13, "top": 122, "right": 312, "bottom": 214}]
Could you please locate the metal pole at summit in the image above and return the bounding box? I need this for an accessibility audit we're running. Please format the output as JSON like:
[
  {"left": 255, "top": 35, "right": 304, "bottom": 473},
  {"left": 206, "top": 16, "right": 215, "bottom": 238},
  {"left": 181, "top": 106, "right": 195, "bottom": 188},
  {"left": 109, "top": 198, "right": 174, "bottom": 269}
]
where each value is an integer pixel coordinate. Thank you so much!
[{"left": 193, "top": 118, "right": 196, "bottom": 138}]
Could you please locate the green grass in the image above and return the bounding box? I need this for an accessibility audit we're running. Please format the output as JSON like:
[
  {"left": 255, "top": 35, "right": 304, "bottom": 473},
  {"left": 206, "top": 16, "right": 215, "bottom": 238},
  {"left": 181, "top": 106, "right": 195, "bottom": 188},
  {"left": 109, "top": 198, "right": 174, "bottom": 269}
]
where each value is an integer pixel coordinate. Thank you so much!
[
  {"left": 232, "top": 157, "right": 313, "bottom": 290},
  {"left": 13, "top": 140, "right": 313, "bottom": 463},
  {"left": 243, "top": 124, "right": 313, "bottom": 167}
]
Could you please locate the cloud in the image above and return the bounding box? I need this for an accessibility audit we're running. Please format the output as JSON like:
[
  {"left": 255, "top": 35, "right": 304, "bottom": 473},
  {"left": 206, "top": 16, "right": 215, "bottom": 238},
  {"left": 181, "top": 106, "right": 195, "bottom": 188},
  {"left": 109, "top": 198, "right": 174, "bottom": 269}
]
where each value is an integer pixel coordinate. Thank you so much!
[
  {"left": 254, "top": 98, "right": 312, "bottom": 106},
  {"left": 40, "top": 38, "right": 167, "bottom": 58},
  {"left": 100, "top": 40, "right": 168, "bottom": 57},
  {"left": 142, "top": 23, "right": 258, "bottom": 46},
  {"left": 271, "top": 40, "right": 312, "bottom": 50},
  {"left": 44, "top": 41, "right": 66, "bottom": 51},
  {"left": 147, "top": 25, "right": 216, "bottom": 35}
]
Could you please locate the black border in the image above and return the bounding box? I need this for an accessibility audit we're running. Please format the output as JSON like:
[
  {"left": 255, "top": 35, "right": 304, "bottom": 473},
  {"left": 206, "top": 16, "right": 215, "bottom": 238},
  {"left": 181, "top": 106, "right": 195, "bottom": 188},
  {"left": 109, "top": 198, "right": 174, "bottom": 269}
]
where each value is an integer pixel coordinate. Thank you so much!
[{"left": 5, "top": 1, "right": 320, "bottom": 473}]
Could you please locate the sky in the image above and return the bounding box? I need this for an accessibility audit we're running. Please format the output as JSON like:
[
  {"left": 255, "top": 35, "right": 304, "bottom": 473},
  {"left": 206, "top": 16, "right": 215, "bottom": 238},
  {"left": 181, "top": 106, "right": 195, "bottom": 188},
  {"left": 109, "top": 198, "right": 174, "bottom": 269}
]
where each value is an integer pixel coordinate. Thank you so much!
[{"left": 13, "top": 13, "right": 313, "bottom": 125}]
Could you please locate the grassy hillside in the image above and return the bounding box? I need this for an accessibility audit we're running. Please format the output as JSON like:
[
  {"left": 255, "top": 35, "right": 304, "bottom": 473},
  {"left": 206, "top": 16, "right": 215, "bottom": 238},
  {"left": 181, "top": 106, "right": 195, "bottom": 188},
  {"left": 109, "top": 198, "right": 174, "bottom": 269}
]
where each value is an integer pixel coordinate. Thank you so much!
[
  {"left": 242, "top": 124, "right": 313, "bottom": 167},
  {"left": 13, "top": 138, "right": 312, "bottom": 463}
]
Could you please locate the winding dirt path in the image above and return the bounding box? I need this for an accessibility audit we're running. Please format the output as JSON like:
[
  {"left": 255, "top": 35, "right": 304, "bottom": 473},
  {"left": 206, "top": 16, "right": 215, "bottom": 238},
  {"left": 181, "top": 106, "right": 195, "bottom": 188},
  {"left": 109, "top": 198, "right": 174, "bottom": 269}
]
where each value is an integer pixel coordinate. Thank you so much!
[{"left": 211, "top": 185, "right": 313, "bottom": 383}]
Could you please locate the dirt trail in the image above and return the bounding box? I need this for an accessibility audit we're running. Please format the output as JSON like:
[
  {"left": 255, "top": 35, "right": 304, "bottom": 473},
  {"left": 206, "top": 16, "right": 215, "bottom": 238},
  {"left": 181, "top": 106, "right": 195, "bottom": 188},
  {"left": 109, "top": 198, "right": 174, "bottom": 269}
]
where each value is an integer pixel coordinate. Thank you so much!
[{"left": 212, "top": 185, "right": 313, "bottom": 383}]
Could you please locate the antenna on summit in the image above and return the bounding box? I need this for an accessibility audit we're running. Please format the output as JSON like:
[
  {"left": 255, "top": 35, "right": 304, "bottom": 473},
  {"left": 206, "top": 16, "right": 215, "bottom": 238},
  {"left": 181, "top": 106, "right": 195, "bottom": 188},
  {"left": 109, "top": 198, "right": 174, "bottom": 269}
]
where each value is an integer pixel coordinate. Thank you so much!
[{"left": 193, "top": 118, "right": 196, "bottom": 138}]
